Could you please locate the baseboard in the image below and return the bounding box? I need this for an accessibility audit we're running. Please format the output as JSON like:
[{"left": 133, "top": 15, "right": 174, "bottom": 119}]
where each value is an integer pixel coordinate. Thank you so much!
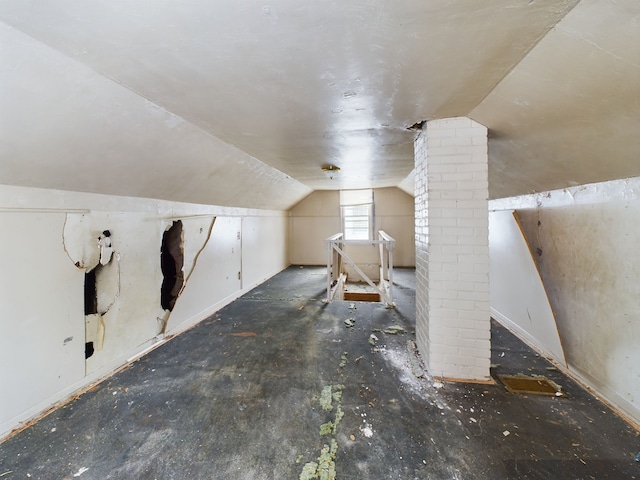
[
  {"left": 490, "top": 307, "right": 563, "bottom": 366},
  {"left": 491, "top": 308, "right": 640, "bottom": 431},
  {"left": 0, "top": 265, "right": 288, "bottom": 441},
  {"left": 0, "top": 337, "right": 159, "bottom": 441}
]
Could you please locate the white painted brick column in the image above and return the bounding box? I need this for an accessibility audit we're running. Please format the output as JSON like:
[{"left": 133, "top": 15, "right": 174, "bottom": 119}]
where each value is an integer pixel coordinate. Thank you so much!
[{"left": 414, "top": 117, "right": 490, "bottom": 382}]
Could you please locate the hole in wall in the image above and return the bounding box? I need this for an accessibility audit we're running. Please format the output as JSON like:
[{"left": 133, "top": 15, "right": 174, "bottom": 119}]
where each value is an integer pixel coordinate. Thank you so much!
[
  {"left": 161, "top": 220, "right": 184, "bottom": 311},
  {"left": 85, "top": 341, "right": 95, "bottom": 359},
  {"left": 83, "top": 229, "right": 119, "bottom": 362},
  {"left": 406, "top": 120, "right": 426, "bottom": 131},
  {"left": 84, "top": 263, "right": 111, "bottom": 315},
  {"left": 84, "top": 267, "right": 99, "bottom": 315}
]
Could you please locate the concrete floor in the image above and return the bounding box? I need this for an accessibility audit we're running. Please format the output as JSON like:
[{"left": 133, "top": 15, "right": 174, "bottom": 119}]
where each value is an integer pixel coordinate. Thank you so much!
[{"left": 0, "top": 266, "right": 638, "bottom": 479}]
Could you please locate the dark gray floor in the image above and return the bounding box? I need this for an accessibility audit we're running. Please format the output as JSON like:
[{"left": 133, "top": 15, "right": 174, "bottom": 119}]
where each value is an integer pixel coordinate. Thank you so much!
[{"left": 1, "top": 266, "right": 638, "bottom": 479}]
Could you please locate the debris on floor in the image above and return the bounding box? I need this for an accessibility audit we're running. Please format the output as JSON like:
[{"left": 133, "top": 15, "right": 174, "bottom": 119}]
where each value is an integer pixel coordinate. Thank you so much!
[
  {"left": 360, "top": 425, "right": 374, "bottom": 438},
  {"left": 72, "top": 467, "right": 89, "bottom": 477},
  {"left": 3, "top": 268, "right": 639, "bottom": 480},
  {"left": 230, "top": 331, "right": 257, "bottom": 337},
  {"left": 382, "top": 325, "right": 405, "bottom": 334},
  {"left": 406, "top": 340, "right": 426, "bottom": 379}
]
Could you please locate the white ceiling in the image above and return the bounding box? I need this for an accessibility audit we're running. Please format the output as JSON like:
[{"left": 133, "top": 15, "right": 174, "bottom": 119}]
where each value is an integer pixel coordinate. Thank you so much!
[{"left": 0, "top": 0, "right": 638, "bottom": 209}]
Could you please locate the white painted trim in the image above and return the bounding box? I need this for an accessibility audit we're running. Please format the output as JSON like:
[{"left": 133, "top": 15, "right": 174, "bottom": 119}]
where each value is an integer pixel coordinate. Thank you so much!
[
  {"left": 491, "top": 307, "right": 561, "bottom": 364},
  {"left": 0, "top": 337, "right": 158, "bottom": 440},
  {"left": 559, "top": 365, "right": 640, "bottom": 431}
]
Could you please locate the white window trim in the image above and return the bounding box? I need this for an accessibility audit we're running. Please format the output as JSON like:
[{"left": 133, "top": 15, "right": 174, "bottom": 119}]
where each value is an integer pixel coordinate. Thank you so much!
[{"left": 340, "top": 189, "right": 375, "bottom": 241}]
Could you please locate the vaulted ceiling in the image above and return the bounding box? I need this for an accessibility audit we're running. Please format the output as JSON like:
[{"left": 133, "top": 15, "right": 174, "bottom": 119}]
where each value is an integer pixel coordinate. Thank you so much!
[{"left": 1, "top": 0, "right": 638, "bottom": 210}]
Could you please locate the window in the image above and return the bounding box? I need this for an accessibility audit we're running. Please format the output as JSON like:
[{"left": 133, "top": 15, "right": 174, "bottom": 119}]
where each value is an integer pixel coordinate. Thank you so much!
[{"left": 340, "top": 189, "right": 374, "bottom": 240}]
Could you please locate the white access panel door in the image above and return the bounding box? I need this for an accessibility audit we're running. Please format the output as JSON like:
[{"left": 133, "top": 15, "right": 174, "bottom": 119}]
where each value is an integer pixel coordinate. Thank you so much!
[
  {"left": 489, "top": 210, "right": 566, "bottom": 366},
  {"left": 166, "top": 216, "right": 242, "bottom": 333},
  {"left": 0, "top": 213, "right": 85, "bottom": 434}
]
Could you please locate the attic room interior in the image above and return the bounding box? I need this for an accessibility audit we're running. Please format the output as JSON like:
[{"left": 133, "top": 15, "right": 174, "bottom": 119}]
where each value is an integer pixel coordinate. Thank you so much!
[{"left": 1, "top": 0, "right": 639, "bottom": 478}]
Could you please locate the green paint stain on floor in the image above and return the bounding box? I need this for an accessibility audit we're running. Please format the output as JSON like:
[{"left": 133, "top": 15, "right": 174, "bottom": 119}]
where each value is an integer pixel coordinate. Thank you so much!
[
  {"left": 300, "top": 360, "right": 347, "bottom": 479},
  {"left": 339, "top": 353, "right": 348, "bottom": 368},
  {"left": 299, "top": 461, "right": 319, "bottom": 480},
  {"left": 319, "top": 422, "right": 333, "bottom": 436},
  {"left": 300, "top": 440, "right": 338, "bottom": 480},
  {"left": 319, "top": 386, "right": 333, "bottom": 411},
  {"left": 332, "top": 385, "right": 344, "bottom": 403}
]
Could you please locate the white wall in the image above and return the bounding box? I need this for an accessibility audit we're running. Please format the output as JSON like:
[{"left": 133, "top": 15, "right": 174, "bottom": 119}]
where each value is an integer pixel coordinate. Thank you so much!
[
  {"left": 242, "top": 215, "right": 289, "bottom": 290},
  {"left": 0, "top": 211, "right": 85, "bottom": 432},
  {"left": 289, "top": 190, "right": 341, "bottom": 266},
  {"left": 489, "top": 210, "right": 566, "bottom": 364},
  {"left": 490, "top": 177, "right": 640, "bottom": 426},
  {"left": 375, "top": 188, "right": 416, "bottom": 268},
  {"left": 289, "top": 187, "right": 415, "bottom": 270},
  {"left": 0, "top": 185, "right": 289, "bottom": 439}
]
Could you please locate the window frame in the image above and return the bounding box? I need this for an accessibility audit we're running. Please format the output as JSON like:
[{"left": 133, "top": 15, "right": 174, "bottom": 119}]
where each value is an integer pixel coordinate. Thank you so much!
[{"left": 340, "top": 189, "right": 375, "bottom": 241}]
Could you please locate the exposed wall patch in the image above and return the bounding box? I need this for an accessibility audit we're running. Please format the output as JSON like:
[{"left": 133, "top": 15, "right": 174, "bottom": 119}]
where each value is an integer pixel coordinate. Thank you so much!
[
  {"left": 161, "top": 220, "right": 184, "bottom": 311},
  {"left": 83, "top": 231, "right": 120, "bottom": 317},
  {"left": 63, "top": 220, "right": 121, "bottom": 364},
  {"left": 85, "top": 341, "right": 95, "bottom": 359},
  {"left": 98, "top": 230, "right": 113, "bottom": 265},
  {"left": 84, "top": 267, "right": 98, "bottom": 315}
]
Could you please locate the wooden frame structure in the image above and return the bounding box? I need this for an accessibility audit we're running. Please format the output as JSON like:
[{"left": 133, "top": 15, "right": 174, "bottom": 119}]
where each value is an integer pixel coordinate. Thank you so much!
[{"left": 325, "top": 230, "right": 396, "bottom": 306}]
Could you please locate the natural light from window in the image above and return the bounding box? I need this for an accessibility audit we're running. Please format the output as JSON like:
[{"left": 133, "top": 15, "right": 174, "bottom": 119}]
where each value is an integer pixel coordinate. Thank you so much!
[{"left": 340, "top": 189, "right": 373, "bottom": 240}]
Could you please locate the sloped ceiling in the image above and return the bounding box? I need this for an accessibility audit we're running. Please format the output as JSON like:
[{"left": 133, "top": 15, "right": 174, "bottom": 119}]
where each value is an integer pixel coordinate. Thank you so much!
[
  {"left": 471, "top": 0, "right": 640, "bottom": 199},
  {"left": 0, "top": 0, "right": 638, "bottom": 209}
]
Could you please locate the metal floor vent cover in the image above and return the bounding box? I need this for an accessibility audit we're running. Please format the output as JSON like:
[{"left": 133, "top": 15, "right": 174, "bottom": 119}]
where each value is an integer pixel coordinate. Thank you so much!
[{"left": 498, "top": 374, "right": 564, "bottom": 396}]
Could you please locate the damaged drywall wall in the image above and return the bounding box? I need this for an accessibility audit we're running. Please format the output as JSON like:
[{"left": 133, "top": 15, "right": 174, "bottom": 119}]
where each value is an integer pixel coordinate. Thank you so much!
[
  {"left": 0, "top": 184, "right": 289, "bottom": 440},
  {"left": 63, "top": 219, "right": 121, "bottom": 360},
  {"left": 161, "top": 221, "right": 185, "bottom": 312},
  {"left": 63, "top": 212, "right": 214, "bottom": 375},
  {"left": 165, "top": 217, "right": 241, "bottom": 334},
  {"left": 158, "top": 215, "right": 216, "bottom": 334},
  {"left": 490, "top": 177, "right": 640, "bottom": 426}
]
